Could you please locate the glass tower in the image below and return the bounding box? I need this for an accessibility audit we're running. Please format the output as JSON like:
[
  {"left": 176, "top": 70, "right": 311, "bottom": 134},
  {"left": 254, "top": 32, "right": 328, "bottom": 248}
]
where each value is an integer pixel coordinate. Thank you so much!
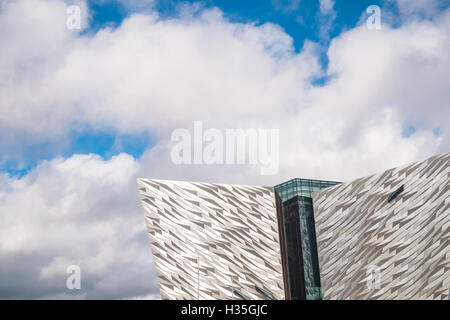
[{"left": 274, "top": 178, "right": 340, "bottom": 300}]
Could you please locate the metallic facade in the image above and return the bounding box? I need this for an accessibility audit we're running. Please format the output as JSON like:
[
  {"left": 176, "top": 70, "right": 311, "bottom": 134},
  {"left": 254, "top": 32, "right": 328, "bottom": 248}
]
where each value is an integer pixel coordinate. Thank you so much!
[
  {"left": 137, "top": 179, "right": 285, "bottom": 300},
  {"left": 312, "top": 152, "right": 450, "bottom": 300}
]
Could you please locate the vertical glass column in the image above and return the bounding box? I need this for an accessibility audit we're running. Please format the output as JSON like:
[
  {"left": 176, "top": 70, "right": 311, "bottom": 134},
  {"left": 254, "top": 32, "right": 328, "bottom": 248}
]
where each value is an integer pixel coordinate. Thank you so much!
[{"left": 275, "top": 178, "right": 340, "bottom": 300}]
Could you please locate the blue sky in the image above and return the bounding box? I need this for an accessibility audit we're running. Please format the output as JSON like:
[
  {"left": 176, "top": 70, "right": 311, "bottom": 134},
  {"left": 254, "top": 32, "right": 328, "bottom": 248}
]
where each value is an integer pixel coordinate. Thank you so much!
[
  {"left": 88, "top": 0, "right": 388, "bottom": 48},
  {"left": 2, "top": 0, "right": 448, "bottom": 177}
]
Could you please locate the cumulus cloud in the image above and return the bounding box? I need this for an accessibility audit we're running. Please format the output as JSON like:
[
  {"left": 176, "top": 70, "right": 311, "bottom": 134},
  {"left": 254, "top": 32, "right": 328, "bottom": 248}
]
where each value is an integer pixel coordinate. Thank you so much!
[
  {"left": 0, "top": 0, "right": 319, "bottom": 165},
  {"left": 1, "top": 0, "right": 448, "bottom": 166},
  {"left": 0, "top": 0, "right": 449, "bottom": 299},
  {"left": 0, "top": 154, "right": 158, "bottom": 299}
]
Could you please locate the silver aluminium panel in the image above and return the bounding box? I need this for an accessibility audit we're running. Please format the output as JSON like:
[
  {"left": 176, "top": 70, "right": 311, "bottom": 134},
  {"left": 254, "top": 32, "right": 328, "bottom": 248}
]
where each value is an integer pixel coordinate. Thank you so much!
[
  {"left": 137, "top": 179, "right": 285, "bottom": 300},
  {"left": 313, "top": 152, "right": 449, "bottom": 300}
]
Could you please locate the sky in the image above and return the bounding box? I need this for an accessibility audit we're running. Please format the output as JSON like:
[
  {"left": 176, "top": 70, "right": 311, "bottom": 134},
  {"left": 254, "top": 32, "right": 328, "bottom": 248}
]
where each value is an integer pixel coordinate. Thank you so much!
[{"left": 0, "top": 0, "right": 449, "bottom": 299}]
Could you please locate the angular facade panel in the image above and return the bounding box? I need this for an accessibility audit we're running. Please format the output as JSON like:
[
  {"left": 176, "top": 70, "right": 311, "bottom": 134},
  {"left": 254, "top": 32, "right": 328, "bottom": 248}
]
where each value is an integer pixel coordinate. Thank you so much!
[
  {"left": 313, "top": 152, "right": 450, "bottom": 300},
  {"left": 137, "top": 179, "right": 285, "bottom": 300}
]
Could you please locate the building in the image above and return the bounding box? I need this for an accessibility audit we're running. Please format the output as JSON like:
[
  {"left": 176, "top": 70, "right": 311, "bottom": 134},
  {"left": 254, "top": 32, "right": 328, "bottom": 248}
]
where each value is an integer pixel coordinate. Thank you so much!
[
  {"left": 137, "top": 179, "right": 285, "bottom": 300},
  {"left": 312, "top": 152, "right": 449, "bottom": 299},
  {"left": 137, "top": 177, "right": 336, "bottom": 300},
  {"left": 274, "top": 179, "right": 340, "bottom": 300},
  {"left": 138, "top": 152, "right": 449, "bottom": 300}
]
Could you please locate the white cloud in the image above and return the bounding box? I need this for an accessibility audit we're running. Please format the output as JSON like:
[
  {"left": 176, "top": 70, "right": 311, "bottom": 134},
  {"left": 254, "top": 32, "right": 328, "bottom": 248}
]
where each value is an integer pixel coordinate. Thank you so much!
[
  {"left": 1, "top": 0, "right": 447, "bottom": 165},
  {"left": 0, "top": 1, "right": 317, "bottom": 147},
  {"left": 0, "top": 153, "right": 158, "bottom": 299}
]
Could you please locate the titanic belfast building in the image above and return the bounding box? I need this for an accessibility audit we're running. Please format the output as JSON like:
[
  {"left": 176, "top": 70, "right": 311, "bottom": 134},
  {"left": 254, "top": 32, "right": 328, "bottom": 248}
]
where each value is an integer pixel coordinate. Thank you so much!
[{"left": 137, "top": 152, "right": 449, "bottom": 300}]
